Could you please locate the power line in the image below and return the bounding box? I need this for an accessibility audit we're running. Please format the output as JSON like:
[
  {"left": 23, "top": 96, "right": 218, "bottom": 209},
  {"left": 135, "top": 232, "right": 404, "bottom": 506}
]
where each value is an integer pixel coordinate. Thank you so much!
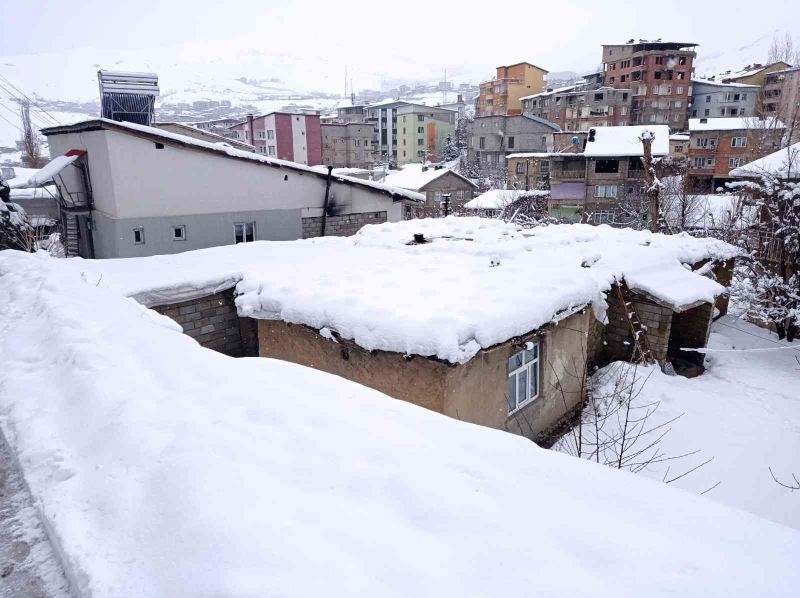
[
  {"left": 0, "top": 85, "right": 53, "bottom": 130},
  {"left": 0, "top": 110, "right": 22, "bottom": 133},
  {"left": 0, "top": 73, "right": 61, "bottom": 126}
]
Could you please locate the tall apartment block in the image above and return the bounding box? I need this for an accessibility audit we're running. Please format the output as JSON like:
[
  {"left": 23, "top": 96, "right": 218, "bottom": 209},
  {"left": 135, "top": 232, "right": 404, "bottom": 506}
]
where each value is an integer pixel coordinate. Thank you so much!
[
  {"left": 477, "top": 63, "right": 548, "bottom": 116},
  {"left": 229, "top": 112, "right": 322, "bottom": 166},
  {"left": 602, "top": 40, "right": 697, "bottom": 130}
]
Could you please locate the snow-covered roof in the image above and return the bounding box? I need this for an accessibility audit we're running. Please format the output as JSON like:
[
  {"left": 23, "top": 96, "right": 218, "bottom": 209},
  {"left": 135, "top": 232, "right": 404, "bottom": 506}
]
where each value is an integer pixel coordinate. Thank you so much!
[
  {"left": 40, "top": 119, "right": 425, "bottom": 203},
  {"left": 670, "top": 133, "right": 690, "bottom": 141},
  {"left": 691, "top": 79, "right": 759, "bottom": 89},
  {"left": 1, "top": 249, "right": 796, "bottom": 596},
  {"left": 464, "top": 189, "right": 548, "bottom": 210},
  {"left": 729, "top": 142, "right": 800, "bottom": 179},
  {"left": 9, "top": 185, "right": 57, "bottom": 200},
  {"left": 70, "top": 218, "right": 737, "bottom": 364},
  {"left": 689, "top": 117, "right": 784, "bottom": 132},
  {"left": 27, "top": 154, "right": 80, "bottom": 187},
  {"left": 583, "top": 125, "right": 670, "bottom": 157},
  {"left": 381, "top": 164, "right": 476, "bottom": 192}
]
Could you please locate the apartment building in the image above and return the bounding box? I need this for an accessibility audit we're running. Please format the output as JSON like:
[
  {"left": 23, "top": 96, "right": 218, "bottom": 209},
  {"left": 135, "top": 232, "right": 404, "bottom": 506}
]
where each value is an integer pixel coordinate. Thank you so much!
[
  {"left": 688, "top": 117, "right": 785, "bottom": 191},
  {"left": 466, "top": 114, "right": 560, "bottom": 171},
  {"left": 522, "top": 81, "right": 632, "bottom": 130},
  {"left": 506, "top": 125, "right": 670, "bottom": 223},
  {"left": 395, "top": 104, "right": 456, "bottom": 166},
  {"left": 763, "top": 66, "right": 800, "bottom": 141},
  {"left": 690, "top": 80, "right": 758, "bottom": 119},
  {"left": 716, "top": 62, "right": 792, "bottom": 86},
  {"left": 321, "top": 122, "right": 375, "bottom": 168},
  {"left": 602, "top": 39, "right": 696, "bottom": 129},
  {"left": 335, "top": 105, "right": 369, "bottom": 123},
  {"left": 229, "top": 112, "right": 322, "bottom": 166},
  {"left": 477, "top": 63, "right": 548, "bottom": 116}
]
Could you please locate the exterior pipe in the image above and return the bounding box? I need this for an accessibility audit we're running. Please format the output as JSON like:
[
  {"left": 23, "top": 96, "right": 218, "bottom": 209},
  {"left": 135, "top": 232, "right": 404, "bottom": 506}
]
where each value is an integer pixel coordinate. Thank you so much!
[{"left": 321, "top": 165, "right": 333, "bottom": 236}]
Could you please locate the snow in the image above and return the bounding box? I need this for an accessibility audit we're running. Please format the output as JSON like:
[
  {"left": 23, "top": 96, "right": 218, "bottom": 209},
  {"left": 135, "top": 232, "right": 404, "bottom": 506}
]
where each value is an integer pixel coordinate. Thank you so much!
[
  {"left": 730, "top": 142, "right": 800, "bottom": 178},
  {"left": 464, "top": 189, "right": 549, "bottom": 210},
  {"left": 691, "top": 79, "right": 760, "bottom": 89},
  {"left": 558, "top": 316, "right": 800, "bottom": 530},
  {"left": 381, "top": 164, "right": 473, "bottom": 192},
  {"left": 3, "top": 166, "right": 40, "bottom": 188},
  {"left": 0, "top": 250, "right": 798, "bottom": 597},
  {"left": 25, "top": 154, "right": 79, "bottom": 187},
  {"left": 66, "top": 218, "right": 737, "bottom": 364},
  {"left": 582, "top": 125, "right": 669, "bottom": 157},
  {"left": 688, "top": 117, "right": 783, "bottom": 132}
]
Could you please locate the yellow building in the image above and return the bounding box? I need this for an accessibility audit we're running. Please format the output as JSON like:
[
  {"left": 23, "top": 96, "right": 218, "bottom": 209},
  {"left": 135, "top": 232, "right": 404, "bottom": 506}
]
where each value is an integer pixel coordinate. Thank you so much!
[{"left": 477, "top": 62, "right": 548, "bottom": 116}]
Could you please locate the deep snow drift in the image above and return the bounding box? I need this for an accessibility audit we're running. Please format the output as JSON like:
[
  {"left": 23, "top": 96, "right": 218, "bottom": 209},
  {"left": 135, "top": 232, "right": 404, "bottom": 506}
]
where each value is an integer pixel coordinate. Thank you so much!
[
  {"left": 0, "top": 249, "right": 799, "bottom": 597},
  {"left": 67, "top": 218, "right": 737, "bottom": 364}
]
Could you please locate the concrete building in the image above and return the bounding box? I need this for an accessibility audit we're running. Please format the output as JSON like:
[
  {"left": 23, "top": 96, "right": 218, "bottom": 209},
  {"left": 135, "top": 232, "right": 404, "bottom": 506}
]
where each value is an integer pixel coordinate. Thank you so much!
[
  {"left": 477, "top": 63, "right": 548, "bottom": 116},
  {"left": 334, "top": 105, "right": 369, "bottom": 123},
  {"left": 39, "top": 119, "right": 423, "bottom": 258},
  {"left": 466, "top": 114, "right": 560, "bottom": 172},
  {"left": 365, "top": 100, "right": 410, "bottom": 166},
  {"left": 670, "top": 133, "right": 690, "bottom": 158},
  {"left": 395, "top": 104, "right": 456, "bottom": 166},
  {"left": 154, "top": 122, "right": 256, "bottom": 152},
  {"left": 321, "top": 122, "right": 375, "bottom": 168},
  {"left": 688, "top": 117, "right": 785, "bottom": 191},
  {"left": 522, "top": 82, "right": 632, "bottom": 131},
  {"left": 690, "top": 80, "right": 758, "bottom": 119},
  {"left": 602, "top": 40, "right": 697, "bottom": 129},
  {"left": 715, "top": 62, "right": 792, "bottom": 87},
  {"left": 763, "top": 66, "right": 800, "bottom": 142},
  {"left": 506, "top": 125, "right": 670, "bottom": 223},
  {"left": 229, "top": 112, "right": 322, "bottom": 166}
]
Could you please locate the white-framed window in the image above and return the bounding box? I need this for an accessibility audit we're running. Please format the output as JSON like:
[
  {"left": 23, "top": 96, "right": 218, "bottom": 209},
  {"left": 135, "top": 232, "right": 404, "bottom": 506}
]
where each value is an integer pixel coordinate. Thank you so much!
[
  {"left": 516, "top": 162, "right": 525, "bottom": 174},
  {"left": 729, "top": 157, "right": 745, "bottom": 168},
  {"left": 731, "top": 136, "right": 747, "bottom": 148},
  {"left": 172, "top": 225, "right": 186, "bottom": 241},
  {"left": 695, "top": 137, "right": 716, "bottom": 148},
  {"left": 507, "top": 344, "right": 540, "bottom": 413},
  {"left": 234, "top": 222, "right": 256, "bottom": 244},
  {"left": 267, "top": 130, "right": 274, "bottom": 140},
  {"left": 133, "top": 227, "right": 145, "bottom": 245},
  {"left": 268, "top": 145, "right": 276, "bottom": 156},
  {"left": 594, "top": 184, "right": 618, "bottom": 198},
  {"left": 594, "top": 209, "right": 614, "bottom": 224},
  {"left": 255, "top": 130, "right": 265, "bottom": 139}
]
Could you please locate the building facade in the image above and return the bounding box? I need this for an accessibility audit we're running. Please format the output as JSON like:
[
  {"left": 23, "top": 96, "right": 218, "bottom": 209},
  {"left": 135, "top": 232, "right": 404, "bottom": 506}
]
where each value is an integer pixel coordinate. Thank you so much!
[
  {"left": 602, "top": 40, "right": 697, "bottom": 129},
  {"left": 321, "top": 122, "right": 375, "bottom": 168},
  {"left": 690, "top": 80, "right": 758, "bottom": 119},
  {"left": 522, "top": 84, "right": 632, "bottom": 130},
  {"left": 763, "top": 66, "right": 800, "bottom": 142},
  {"left": 40, "top": 119, "right": 422, "bottom": 258},
  {"left": 229, "top": 112, "right": 322, "bottom": 166},
  {"left": 477, "top": 63, "right": 548, "bottom": 116},
  {"left": 687, "top": 117, "right": 785, "bottom": 191},
  {"left": 466, "top": 114, "right": 560, "bottom": 172},
  {"left": 394, "top": 104, "right": 456, "bottom": 166}
]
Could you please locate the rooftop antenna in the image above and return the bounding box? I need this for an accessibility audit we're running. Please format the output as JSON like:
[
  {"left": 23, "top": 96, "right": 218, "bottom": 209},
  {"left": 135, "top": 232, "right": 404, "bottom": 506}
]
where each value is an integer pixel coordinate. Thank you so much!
[{"left": 344, "top": 65, "right": 348, "bottom": 99}]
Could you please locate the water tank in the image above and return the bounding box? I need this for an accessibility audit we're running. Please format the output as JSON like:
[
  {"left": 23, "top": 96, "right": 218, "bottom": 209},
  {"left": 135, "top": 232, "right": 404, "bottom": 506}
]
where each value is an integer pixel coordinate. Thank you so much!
[{"left": 98, "top": 70, "right": 159, "bottom": 125}]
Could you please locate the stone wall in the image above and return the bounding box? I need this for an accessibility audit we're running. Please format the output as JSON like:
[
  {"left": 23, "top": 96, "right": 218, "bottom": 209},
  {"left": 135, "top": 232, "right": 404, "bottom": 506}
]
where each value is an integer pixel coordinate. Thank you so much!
[
  {"left": 302, "top": 211, "right": 387, "bottom": 238},
  {"left": 153, "top": 290, "right": 245, "bottom": 356},
  {"left": 668, "top": 302, "right": 714, "bottom": 366},
  {"left": 603, "top": 287, "right": 674, "bottom": 363}
]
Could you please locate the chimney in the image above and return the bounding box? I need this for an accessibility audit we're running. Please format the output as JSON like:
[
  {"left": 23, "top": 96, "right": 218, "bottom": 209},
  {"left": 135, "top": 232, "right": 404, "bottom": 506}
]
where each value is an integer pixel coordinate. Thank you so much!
[{"left": 247, "top": 114, "right": 255, "bottom": 144}]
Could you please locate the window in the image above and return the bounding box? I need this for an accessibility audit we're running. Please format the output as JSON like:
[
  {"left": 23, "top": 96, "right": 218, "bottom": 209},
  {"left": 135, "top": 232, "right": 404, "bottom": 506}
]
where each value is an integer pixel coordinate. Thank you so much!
[
  {"left": 704, "top": 109, "right": 710, "bottom": 116},
  {"left": 593, "top": 209, "right": 614, "bottom": 224},
  {"left": 417, "top": 115, "right": 424, "bottom": 121},
  {"left": 417, "top": 126, "right": 424, "bottom": 134},
  {"left": 417, "top": 138, "right": 424, "bottom": 146},
  {"left": 705, "top": 95, "right": 711, "bottom": 103},
  {"left": 234, "top": 222, "right": 256, "bottom": 244},
  {"left": 676, "top": 86, "right": 684, "bottom": 94},
  {"left": 507, "top": 136, "right": 515, "bottom": 149},
  {"left": 595, "top": 159, "right": 619, "bottom": 173},
  {"left": 516, "top": 162, "right": 525, "bottom": 174},
  {"left": 729, "top": 157, "right": 745, "bottom": 168},
  {"left": 479, "top": 137, "right": 486, "bottom": 149},
  {"left": 692, "top": 157, "right": 715, "bottom": 169},
  {"left": 594, "top": 93, "right": 604, "bottom": 101},
  {"left": 172, "top": 225, "right": 186, "bottom": 241},
  {"left": 628, "top": 158, "right": 644, "bottom": 171},
  {"left": 731, "top": 137, "right": 747, "bottom": 148},
  {"left": 256, "top": 130, "right": 265, "bottom": 139},
  {"left": 695, "top": 137, "right": 716, "bottom": 148},
  {"left": 507, "top": 345, "right": 539, "bottom": 413},
  {"left": 133, "top": 227, "right": 145, "bottom": 245},
  {"left": 417, "top": 150, "right": 425, "bottom": 158},
  {"left": 268, "top": 145, "right": 276, "bottom": 156},
  {"left": 594, "top": 184, "right": 618, "bottom": 198},
  {"left": 267, "top": 130, "right": 274, "bottom": 140}
]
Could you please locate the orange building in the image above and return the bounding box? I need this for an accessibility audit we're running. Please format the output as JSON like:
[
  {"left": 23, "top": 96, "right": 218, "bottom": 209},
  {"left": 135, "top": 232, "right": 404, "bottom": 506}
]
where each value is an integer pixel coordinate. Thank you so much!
[{"left": 477, "top": 63, "right": 548, "bottom": 116}]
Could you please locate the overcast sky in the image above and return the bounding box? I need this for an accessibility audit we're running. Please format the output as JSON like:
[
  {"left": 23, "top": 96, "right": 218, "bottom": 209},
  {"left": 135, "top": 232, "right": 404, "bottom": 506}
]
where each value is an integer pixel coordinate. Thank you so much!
[{"left": 2, "top": 0, "right": 799, "bottom": 80}]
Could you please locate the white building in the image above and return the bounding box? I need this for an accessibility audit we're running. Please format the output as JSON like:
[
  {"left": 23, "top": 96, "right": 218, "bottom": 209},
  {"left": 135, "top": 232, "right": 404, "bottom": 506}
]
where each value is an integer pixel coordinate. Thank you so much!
[{"left": 40, "top": 119, "right": 423, "bottom": 258}]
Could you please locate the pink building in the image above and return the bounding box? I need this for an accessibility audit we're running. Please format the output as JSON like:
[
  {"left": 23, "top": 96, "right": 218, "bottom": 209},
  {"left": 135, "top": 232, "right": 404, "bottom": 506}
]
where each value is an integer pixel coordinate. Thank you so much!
[{"left": 229, "top": 112, "right": 322, "bottom": 166}]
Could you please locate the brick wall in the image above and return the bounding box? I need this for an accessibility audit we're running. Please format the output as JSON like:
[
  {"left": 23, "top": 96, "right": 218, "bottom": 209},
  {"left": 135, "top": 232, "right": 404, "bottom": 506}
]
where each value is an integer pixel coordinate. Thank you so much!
[
  {"left": 153, "top": 290, "right": 245, "bottom": 356},
  {"left": 302, "top": 211, "right": 387, "bottom": 238},
  {"left": 668, "top": 303, "right": 714, "bottom": 366},
  {"left": 603, "top": 287, "right": 674, "bottom": 363}
]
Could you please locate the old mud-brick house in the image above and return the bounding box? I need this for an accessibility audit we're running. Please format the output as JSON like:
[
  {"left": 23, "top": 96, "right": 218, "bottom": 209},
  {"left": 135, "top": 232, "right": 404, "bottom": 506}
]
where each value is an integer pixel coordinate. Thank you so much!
[{"left": 77, "top": 218, "right": 737, "bottom": 445}]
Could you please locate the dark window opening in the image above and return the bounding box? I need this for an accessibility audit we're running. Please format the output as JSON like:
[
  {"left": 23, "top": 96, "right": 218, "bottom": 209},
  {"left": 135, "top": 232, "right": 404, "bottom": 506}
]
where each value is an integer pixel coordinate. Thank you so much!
[
  {"left": 155, "top": 142, "right": 164, "bottom": 149},
  {"left": 628, "top": 158, "right": 644, "bottom": 171},
  {"left": 594, "top": 159, "right": 620, "bottom": 173}
]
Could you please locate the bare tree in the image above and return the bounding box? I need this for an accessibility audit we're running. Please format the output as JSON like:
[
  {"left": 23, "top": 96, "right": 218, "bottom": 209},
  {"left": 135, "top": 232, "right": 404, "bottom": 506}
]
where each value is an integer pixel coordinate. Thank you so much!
[
  {"left": 19, "top": 100, "right": 42, "bottom": 168},
  {"left": 639, "top": 129, "right": 663, "bottom": 232},
  {"left": 767, "top": 32, "right": 800, "bottom": 66},
  {"left": 770, "top": 467, "right": 800, "bottom": 491}
]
